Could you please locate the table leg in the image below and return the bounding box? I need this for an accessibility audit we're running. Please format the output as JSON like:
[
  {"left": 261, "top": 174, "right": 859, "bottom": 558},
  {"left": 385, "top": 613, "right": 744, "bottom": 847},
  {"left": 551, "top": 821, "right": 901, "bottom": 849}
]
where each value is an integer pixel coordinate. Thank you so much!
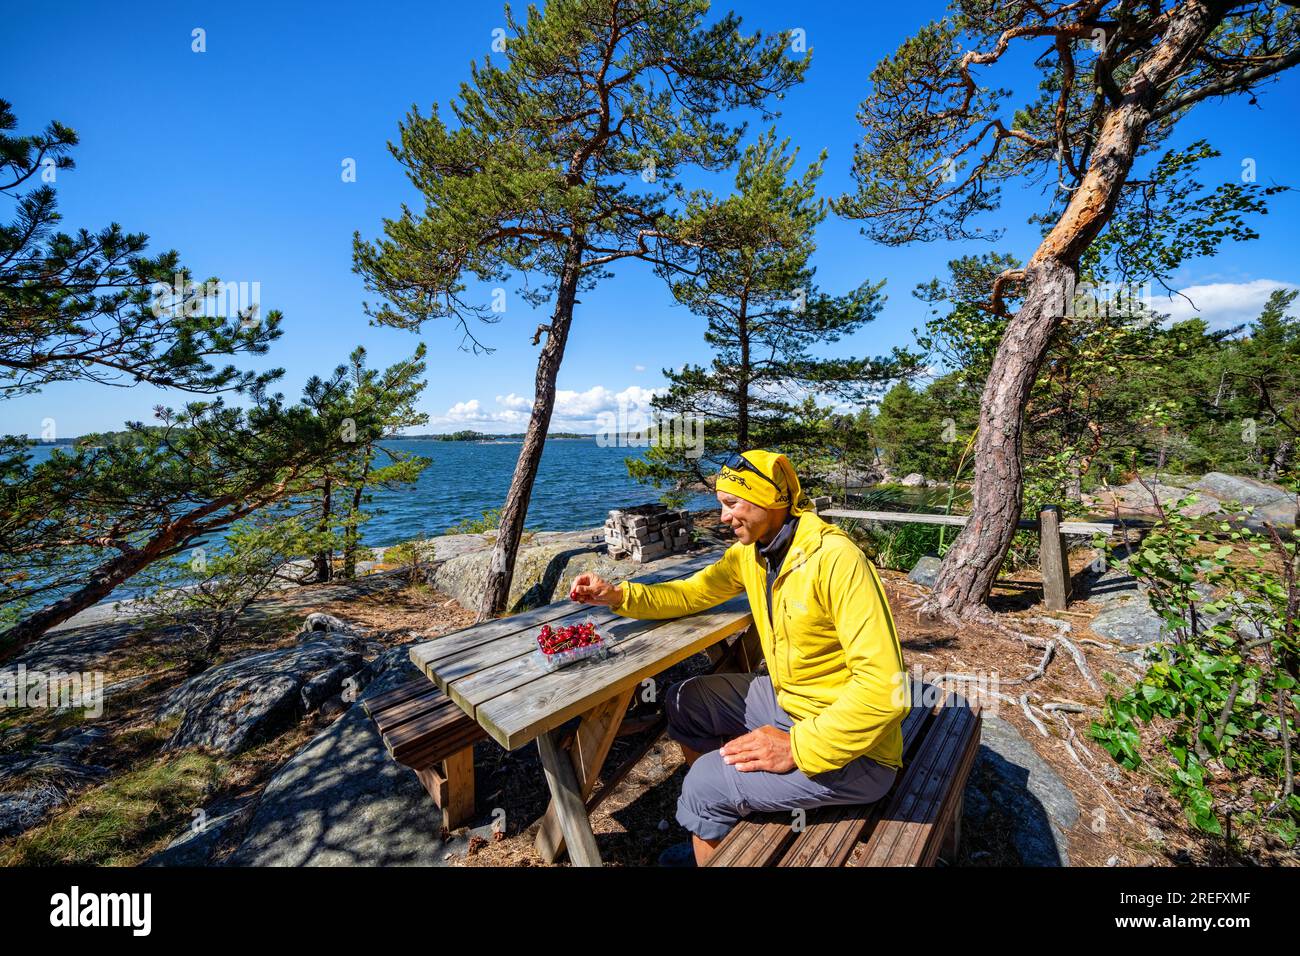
[
  {"left": 535, "top": 688, "right": 634, "bottom": 865},
  {"left": 536, "top": 727, "right": 603, "bottom": 867}
]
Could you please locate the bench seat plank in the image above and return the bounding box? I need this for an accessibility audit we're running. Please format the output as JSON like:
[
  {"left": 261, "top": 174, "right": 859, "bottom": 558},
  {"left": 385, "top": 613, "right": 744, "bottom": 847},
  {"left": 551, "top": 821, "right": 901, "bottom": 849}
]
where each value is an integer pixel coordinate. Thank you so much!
[
  {"left": 776, "top": 686, "right": 939, "bottom": 867},
  {"left": 372, "top": 688, "right": 448, "bottom": 736},
  {"left": 362, "top": 678, "right": 439, "bottom": 718},
  {"left": 851, "top": 693, "right": 981, "bottom": 867}
]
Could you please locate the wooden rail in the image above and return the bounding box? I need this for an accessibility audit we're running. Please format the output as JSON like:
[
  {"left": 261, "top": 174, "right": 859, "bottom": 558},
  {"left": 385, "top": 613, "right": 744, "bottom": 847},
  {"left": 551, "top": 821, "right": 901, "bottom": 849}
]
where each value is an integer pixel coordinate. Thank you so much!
[
  {"left": 818, "top": 504, "right": 1115, "bottom": 612},
  {"left": 820, "top": 508, "right": 1115, "bottom": 536}
]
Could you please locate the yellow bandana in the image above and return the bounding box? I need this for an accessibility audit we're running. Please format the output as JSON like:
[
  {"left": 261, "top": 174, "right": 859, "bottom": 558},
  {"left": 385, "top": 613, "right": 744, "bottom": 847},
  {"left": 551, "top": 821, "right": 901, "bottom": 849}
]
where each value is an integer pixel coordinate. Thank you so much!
[{"left": 715, "top": 450, "right": 812, "bottom": 515}]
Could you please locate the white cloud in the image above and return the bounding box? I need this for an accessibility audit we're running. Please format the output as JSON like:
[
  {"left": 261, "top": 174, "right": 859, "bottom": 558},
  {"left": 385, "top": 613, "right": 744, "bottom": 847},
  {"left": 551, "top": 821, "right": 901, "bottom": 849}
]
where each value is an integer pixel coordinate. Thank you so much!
[
  {"left": 495, "top": 392, "right": 533, "bottom": 411},
  {"left": 445, "top": 399, "right": 481, "bottom": 418},
  {"left": 553, "top": 384, "right": 661, "bottom": 418},
  {"left": 634, "top": 364, "right": 646, "bottom": 372},
  {"left": 1153, "top": 279, "right": 1298, "bottom": 331},
  {"left": 432, "top": 398, "right": 526, "bottom": 429},
  {"left": 428, "top": 383, "right": 663, "bottom": 433}
]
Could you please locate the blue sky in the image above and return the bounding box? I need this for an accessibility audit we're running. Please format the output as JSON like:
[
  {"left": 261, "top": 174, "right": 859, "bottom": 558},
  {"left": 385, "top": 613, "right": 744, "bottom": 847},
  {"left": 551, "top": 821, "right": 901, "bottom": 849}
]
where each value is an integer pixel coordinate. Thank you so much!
[{"left": 3, "top": 0, "right": 1298, "bottom": 439}]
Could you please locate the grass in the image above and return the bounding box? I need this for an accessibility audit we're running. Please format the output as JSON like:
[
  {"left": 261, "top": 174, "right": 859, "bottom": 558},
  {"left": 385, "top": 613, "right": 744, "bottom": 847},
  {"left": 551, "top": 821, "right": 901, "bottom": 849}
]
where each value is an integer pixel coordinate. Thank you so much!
[
  {"left": 871, "top": 522, "right": 948, "bottom": 571},
  {"left": 1, "top": 750, "right": 225, "bottom": 866}
]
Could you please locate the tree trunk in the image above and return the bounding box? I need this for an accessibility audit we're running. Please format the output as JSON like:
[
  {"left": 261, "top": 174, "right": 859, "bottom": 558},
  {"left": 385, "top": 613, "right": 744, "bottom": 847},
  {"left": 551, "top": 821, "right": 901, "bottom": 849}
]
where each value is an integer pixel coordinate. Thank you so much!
[
  {"left": 1267, "top": 438, "right": 1293, "bottom": 481},
  {"left": 343, "top": 451, "right": 371, "bottom": 579},
  {"left": 928, "top": 0, "right": 1228, "bottom": 620},
  {"left": 477, "top": 240, "right": 585, "bottom": 621},
  {"left": 928, "top": 261, "right": 1074, "bottom": 617},
  {"left": 737, "top": 286, "right": 750, "bottom": 448},
  {"left": 0, "top": 493, "right": 246, "bottom": 659},
  {"left": 313, "top": 478, "right": 333, "bottom": 583}
]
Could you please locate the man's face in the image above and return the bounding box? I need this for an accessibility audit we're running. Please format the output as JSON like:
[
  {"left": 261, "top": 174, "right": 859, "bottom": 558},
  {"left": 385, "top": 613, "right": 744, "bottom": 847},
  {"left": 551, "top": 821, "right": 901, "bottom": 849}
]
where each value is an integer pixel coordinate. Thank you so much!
[{"left": 717, "top": 492, "right": 787, "bottom": 545}]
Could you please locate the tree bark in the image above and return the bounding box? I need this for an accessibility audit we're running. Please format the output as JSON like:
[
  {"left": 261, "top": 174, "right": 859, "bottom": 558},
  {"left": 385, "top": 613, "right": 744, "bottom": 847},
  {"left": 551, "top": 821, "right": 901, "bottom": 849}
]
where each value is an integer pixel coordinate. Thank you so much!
[
  {"left": 927, "top": 0, "right": 1229, "bottom": 620},
  {"left": 312, "top": 478, "right": 333, "bottom": 583},
  {"left": 737, "top": 284, "right": 751, "bottom": 448},
  {"left": 477, "top": 240, "right": 585, "bottom": 621},
  {"left": 343, "top": 451, "right": 371, "bottom": 579},
  {"left": 1267, "top": 438, "right": 1292, "bottom": 481}
]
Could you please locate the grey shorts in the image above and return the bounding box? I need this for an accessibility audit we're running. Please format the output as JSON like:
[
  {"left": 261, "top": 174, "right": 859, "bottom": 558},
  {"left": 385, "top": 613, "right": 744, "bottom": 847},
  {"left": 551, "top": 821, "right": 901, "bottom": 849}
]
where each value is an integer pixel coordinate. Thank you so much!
[{"left": 664, "top": 672, "right": 898, "bottom": 841}]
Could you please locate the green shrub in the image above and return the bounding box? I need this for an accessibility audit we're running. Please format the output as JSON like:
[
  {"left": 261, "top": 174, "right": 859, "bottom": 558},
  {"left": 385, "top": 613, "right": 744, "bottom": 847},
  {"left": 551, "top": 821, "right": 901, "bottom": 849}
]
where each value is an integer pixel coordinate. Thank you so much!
[
  {"left": 447, "top": 507, "right": 503, "bottom": 535},
  {"left": 385, "top": 538, "right": 436, "bottom": 583},
  {"left": 1089, "top": 489, "right": 1300, "bottom": 849}
]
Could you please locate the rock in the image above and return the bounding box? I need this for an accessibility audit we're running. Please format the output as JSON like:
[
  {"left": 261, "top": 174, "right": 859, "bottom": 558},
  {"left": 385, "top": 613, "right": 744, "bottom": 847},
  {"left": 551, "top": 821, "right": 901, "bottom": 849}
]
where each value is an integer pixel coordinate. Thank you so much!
[
  {"left": 427, "top": 527, "right": 723, "bottom": 613},
  {"left": 0, "top": 747, "right": 109, "bottom": 839},
  {"left": 143, "top": 797, "right": 256, "bottom": 867},
  {"left": 899, "top": 473, "right": 928, "bottom": 487},
  {"left": 841, "top": 464, "right": 888, "bottom": 487},
  {"left": 1092, "top": 480, "right": 1222, "bottom": 518},
  {"left": 1193, "top": 472, "right": 1291, "bottom": 509},
  {"left": 1238, "top": 496, "right": 1297, "bottom": 533},
  {"left": 299, "top": 659, "right": 363, "bottom": 713},
  {"left": 156, "top": 639, "right": 364, "bottom": 754},
  {"left": 0, "top": 787, "right": 68, "bottom": 840},
  {"left": 44, "top": 727, "right": 107, "bottom": 756},
  {"left": 907, "top": 555, "right": 943, "bottom": 589},
  {"left": 226, "top": 647, "right": 457, "bottom": 866},
  {"left": 964, "top": 715, "right": 1079, "bottom": 866},
  {"left": 1075, "top": 563, "right": 1142, "bottom": 606},
  {"left": 302, "top": 612, "right": 367, "bottom": 636},
  {"left": 1234, "top": 604, "right": 1276, "bottom": 642},
  {"left": 318, "top": 694, "right": 349, "bottom": 722},
  {"left": 1089, "top": 602, "right": 1167, "bottom": 645},
  {"left": 1118, "top": 648, "right": 1158, "bottom": 672},
  {"left": 0, "top": 748, "right": 108, "bottom": 790}
]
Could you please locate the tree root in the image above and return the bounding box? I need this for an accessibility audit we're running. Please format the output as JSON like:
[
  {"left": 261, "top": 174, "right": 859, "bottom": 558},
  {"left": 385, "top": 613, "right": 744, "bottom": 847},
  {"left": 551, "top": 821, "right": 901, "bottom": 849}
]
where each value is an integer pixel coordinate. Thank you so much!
[
  {"left": 1023, "top": 640, "right": 1056, "bottom": 682},
  {"left": 1019, "top": 693, "right": 1050, "bottom": 737},
  {"left": 1053, "top": 712, "right": 1135, "bottom": 825},
  {"left": 910, "top": 595, "right": 1102, "bottom": 691}
]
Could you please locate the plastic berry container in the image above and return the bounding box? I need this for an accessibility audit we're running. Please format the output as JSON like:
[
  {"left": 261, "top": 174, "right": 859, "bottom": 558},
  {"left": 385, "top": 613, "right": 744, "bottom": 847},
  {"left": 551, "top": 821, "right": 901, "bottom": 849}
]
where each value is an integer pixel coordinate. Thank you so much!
[{"left": 535, "top": 615, "right": 609, "bottom": 671}]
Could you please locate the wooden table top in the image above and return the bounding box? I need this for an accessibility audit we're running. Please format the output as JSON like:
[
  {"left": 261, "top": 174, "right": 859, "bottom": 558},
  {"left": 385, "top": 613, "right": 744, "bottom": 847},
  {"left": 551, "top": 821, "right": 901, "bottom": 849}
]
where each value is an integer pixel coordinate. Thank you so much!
[{"left": 409, "top": 547, "right": 754, "bottom": 750}]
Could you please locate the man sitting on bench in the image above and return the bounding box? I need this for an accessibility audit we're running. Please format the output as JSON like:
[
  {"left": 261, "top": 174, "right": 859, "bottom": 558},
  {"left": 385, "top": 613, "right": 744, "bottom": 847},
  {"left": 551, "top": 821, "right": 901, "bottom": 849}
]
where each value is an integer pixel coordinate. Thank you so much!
[{"left": 571, "top": 449, "right": 910, "bottom": 866}]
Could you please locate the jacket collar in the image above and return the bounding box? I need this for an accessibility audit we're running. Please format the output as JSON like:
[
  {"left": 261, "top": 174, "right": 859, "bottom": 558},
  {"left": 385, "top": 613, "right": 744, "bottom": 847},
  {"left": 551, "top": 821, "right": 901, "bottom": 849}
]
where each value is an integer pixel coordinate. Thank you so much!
[
  {"left": 756, "top": 513, "right": 800, "bottom": 568},
  {"left": 769, "top": 509, "right": 838, "bottom": 584}
]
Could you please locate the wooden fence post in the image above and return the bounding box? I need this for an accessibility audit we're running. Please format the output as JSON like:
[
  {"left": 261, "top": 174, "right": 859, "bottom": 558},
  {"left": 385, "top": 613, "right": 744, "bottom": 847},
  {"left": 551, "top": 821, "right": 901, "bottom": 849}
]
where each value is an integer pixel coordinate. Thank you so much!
[{"left": 1039, "top": 505, "right": 1072, "bottom": 610}]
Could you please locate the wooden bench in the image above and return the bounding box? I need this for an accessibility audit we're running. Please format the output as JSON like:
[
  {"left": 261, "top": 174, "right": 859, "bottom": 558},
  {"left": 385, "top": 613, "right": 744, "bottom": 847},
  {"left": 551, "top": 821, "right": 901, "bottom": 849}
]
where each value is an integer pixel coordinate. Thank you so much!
[
  {"left": 705, "top": 680, "right": 982, "bottom": 867},
  {"left": 362, "top": 677, "right": 488, "bottom": 830}
]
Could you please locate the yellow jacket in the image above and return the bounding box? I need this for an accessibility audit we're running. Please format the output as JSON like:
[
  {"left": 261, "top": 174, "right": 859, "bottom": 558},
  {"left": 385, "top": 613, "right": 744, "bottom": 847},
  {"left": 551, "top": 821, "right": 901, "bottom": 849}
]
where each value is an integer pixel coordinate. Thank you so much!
[{"left": 613, "top": 511, "right": 910, "bottom": 775}]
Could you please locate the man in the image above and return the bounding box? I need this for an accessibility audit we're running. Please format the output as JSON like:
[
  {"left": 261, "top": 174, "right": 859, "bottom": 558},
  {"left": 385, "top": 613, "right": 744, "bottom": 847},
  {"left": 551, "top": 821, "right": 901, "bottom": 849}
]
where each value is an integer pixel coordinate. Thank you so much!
[{"left": 570, "top": 449, "right": 909, "bottom": 866}]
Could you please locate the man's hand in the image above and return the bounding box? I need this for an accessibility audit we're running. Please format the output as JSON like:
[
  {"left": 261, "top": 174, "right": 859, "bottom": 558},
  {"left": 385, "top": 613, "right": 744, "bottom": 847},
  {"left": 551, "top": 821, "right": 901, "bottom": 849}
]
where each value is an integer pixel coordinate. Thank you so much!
[
  {"left": 720, "top": 725, "right": 795, "bottom": 773},
  {"left": 570, "top": 572, "right": 624, "bottom": 607}
]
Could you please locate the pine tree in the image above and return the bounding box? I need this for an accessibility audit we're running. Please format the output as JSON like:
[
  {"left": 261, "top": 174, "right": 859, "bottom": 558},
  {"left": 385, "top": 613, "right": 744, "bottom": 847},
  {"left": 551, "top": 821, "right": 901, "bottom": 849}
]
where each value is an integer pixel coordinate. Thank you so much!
[
  {"left": 627, "top": 129, "right": 902, "bottom": 497},
  {"left": 0, "top": 351, "right": 429, "bottom": 655},
  {"left": 354, "top": 0, "right": 806, "bottom": 620},
  {"left": 834, "top": 1, "right": 1300, "bottom": 623},
  {"left": 0, "top": 100, "right": 281, "bottom": 397}
]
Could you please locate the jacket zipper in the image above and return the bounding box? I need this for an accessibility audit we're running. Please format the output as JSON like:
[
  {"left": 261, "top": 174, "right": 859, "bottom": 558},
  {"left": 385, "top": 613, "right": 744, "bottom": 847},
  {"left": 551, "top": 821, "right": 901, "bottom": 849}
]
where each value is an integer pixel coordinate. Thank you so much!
[{"left": 771, "top": 549, "right": 803, "bottom": 690}]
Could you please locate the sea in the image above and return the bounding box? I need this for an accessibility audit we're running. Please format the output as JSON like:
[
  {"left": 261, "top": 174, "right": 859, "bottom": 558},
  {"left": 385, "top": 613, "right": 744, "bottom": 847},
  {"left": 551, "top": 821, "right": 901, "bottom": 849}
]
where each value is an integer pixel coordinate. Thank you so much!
[{"left": 26, "top": 437, "right": 720, "bottom": 551}]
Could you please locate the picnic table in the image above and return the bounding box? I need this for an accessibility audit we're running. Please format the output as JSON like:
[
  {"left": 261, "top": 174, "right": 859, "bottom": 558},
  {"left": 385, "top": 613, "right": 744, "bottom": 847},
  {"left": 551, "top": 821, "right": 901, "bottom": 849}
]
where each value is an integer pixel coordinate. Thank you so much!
[{"left": 405, "top": 548, "right": 753, "bottom": 866}]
